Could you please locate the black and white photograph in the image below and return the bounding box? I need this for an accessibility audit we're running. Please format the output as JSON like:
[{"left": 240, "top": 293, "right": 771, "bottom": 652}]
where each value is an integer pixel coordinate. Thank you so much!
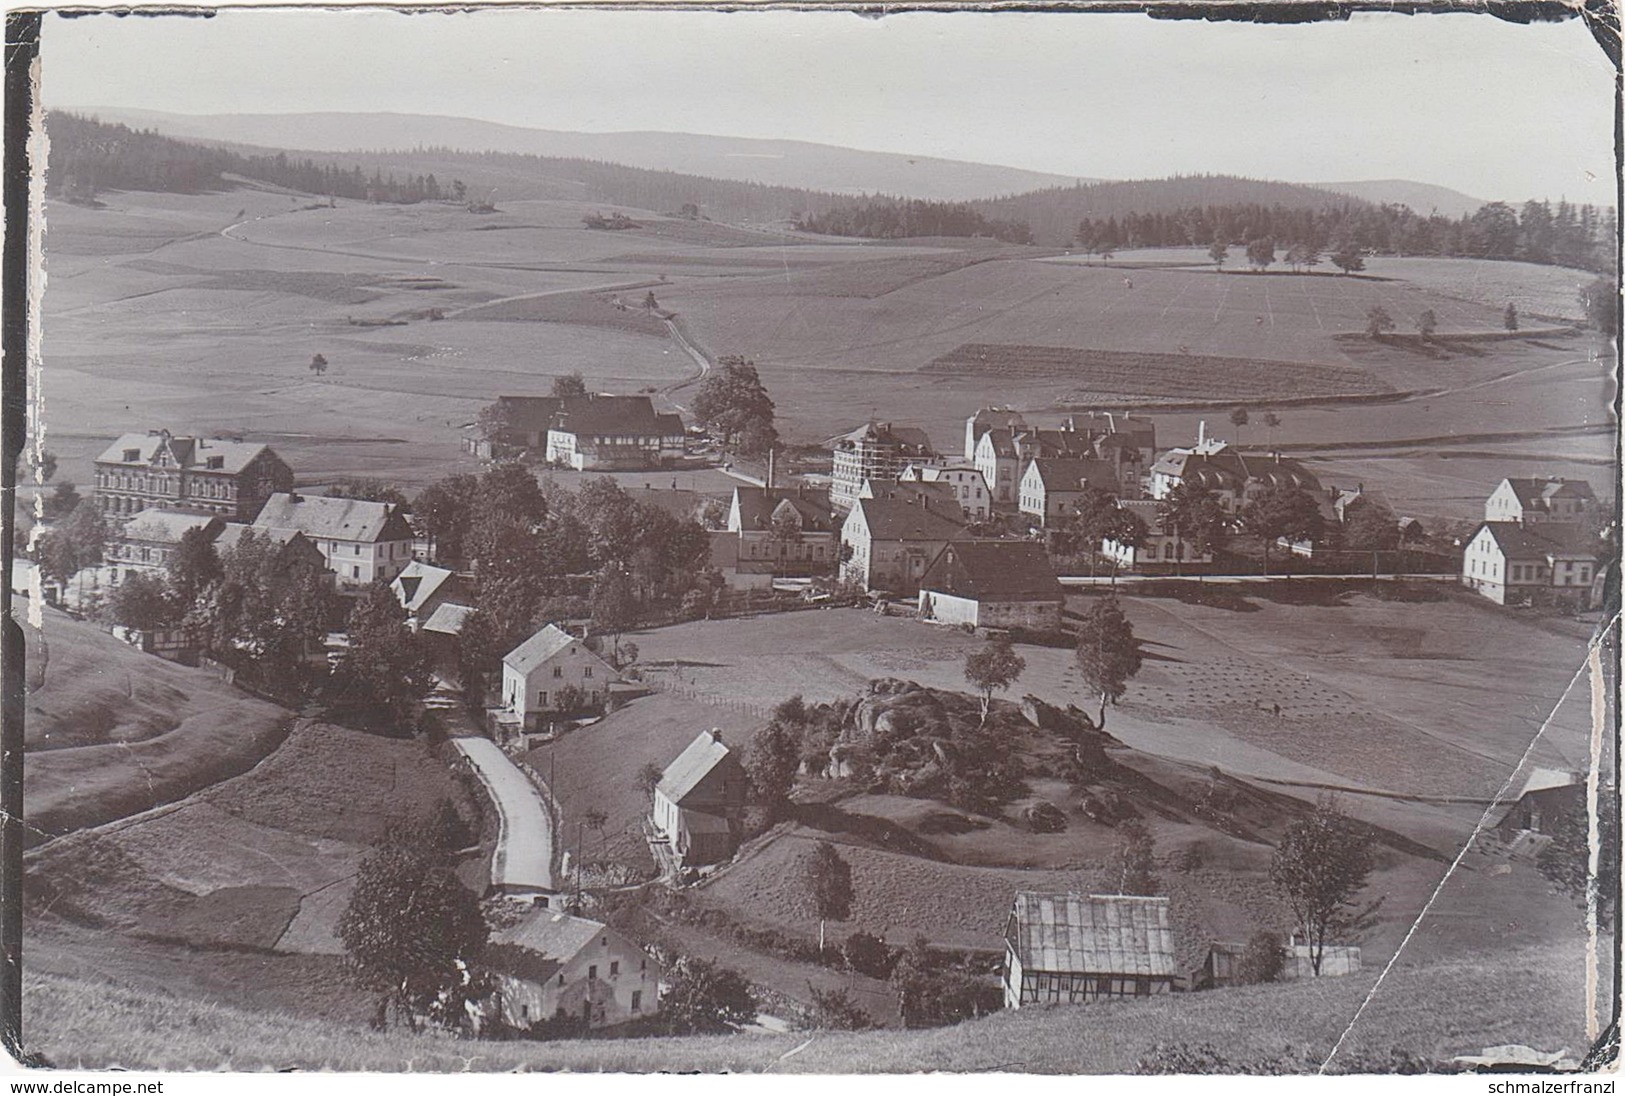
[{"left": 4, "top": 2, "right": 1620, "bottom": 1081}]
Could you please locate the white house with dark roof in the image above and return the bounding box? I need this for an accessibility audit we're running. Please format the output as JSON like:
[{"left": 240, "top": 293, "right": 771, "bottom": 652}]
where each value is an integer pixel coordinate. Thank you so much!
[
  {"left": 545, "top": 395, "right": 686, "bottom": 471},
  {"left": 500, "top": 623, "right": 618, "bottom": 730},
  {"left": 93, "top": 430, "right": 293, "bottom": 521},
  {"left": 1018, "top": 457, "right": 1121, "bottom": 526},
  {"left": 1002, "top": 891, "right": 1178, "bottom": 1008},
  {"left": 917, "top": 540, "right": 1065, "bottom": 631},
  {"left": 840, "top": 493, "right": 968, "bottom": 595},
  {"left": 899, "top": 463, "right": 991, "bottom": 521},
  {"left": 1100, "top": 499, "right": 1215, "bottom": 570},
  {"left": 108, "top": 509, "right": 223, "bottom": 581},
  {"left": 1463, "top": 521, "right": 1598, "bottom": 608},
  {"left": 1149, "top": 426, "right": 1320, "bottom": 513},
  {"left": 253, "top": 492, "right": 416, "bottom": 591},
  {"left": 715, "top": 484, "right": 838, "bottom": 587},
  {"left": 652, "top": 728, "right": 748, "bottom": 867},
  {"left": 485, "top": 906, "right": 660, "bottom": 1030},
  {"left": 1484, "top": 477, "right": 1598, "bottom": 525}
]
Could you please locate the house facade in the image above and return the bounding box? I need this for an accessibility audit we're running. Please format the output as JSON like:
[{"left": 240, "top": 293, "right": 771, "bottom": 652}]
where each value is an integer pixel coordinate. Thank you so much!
[
  {"left": 500, "top": 624, "right": 618, "bottom": 731},
  {"left": 917, "top": 540, "right": 1065, "bottom": 631},
  {"left": 1018, "top": 458, "right": 1121, "bottom": 526},
  {"left": 899, "top": 463, "right": 991, "bottom": 522},
  {"left": 829, "top": 421, "right": 940, "bottom": 512},
  {"left": 1462, "top": 522, "right": 1597, "bottom": 608},
  {"left": 1003, "top": 892, "right": 1178, "bottom": 1008},
  {"left": 486, "top": 906, "right": 660, "bottom": 1030},
  {"left": 717, "top": 485, "right": 838, "bottom": 586},
  {"left": 1149, "top": 428, "right": 1321, "bottom": 513},
  {"left": 545, "top": 395, "right": 687, "bottom": 471},
  {"left": 390, "top": 560, "right": 473, "bottom": 630},
  {"left": 1485, "top": 477, "right": 1597, "bottom": 525},
  {"left": 967, "top": 410, "right": 1155, "bottom": 508},
  {"left": 465, "top": 396, "right": 565, "bottom": 461},
  {"left": 93, "top": 430, "right": 293, "bottom": 521},
  {"left": 109, "top": 509, "right": 223, "bottom": 581},
  {"left": 1100, "top": 499, "right": 1215, "bottom": 570},
  {"left": 652, "top": 729, "right": 749, "bottom": 866},
  {"left": 839, "top": 494, "right": 967, "bottom": 595},
  {"left": 253, "top": 492, "right": 416, "bottom": 591}
]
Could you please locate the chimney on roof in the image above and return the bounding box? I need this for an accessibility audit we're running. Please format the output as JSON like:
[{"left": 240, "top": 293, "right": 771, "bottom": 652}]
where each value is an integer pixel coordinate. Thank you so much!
[
  {"left": 709, "top": 728, "right": 723, "bottom": 743},
  {"left": 289, "top": 492, "right": 303, "bottom": 503}
]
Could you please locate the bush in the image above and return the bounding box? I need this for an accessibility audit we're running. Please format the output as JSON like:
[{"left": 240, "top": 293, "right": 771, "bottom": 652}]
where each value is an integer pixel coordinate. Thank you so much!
[
  {"left": 842, "top": 930, "right": 895, "bottom": 979},
  {"left": 1236, "top": 930, "right": 1285, "bottom": 985},
  {"left": 807, "top": 985, "right": 873, "bottom": 1030},
  {"left": 1023, "top": 800, "right": 1068, "bottom": 833}
]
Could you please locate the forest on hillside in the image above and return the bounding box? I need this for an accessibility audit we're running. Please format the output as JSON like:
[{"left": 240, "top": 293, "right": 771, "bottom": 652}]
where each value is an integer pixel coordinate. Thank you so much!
[{"left": 793, "top": 200, "right": 1034, "bottom": 243}]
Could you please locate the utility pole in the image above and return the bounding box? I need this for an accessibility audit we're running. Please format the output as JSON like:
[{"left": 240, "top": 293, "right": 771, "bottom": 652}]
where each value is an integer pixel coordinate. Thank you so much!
[{"left": 574, "top": 820, "right": 585, "bottom": 915}]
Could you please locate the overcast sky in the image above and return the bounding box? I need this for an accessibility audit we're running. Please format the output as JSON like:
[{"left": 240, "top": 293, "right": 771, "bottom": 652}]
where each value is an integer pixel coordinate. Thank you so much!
[{"left": 41, "top": 7, "right": 1618, "bottom": 204}]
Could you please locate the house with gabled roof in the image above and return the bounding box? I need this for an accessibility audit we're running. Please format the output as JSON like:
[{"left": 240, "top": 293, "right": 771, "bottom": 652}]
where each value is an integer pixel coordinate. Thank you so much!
[
  {"left": 1485, "top": 477, "right": 1598, "bottom": 526},
  {"left": 465, "top": 395, "right": 564, "bottom": 460},
  {"left": 253, "top": 492, "right": 416, "bottom": 591},
  {"left": 714, "top": 484, "right": 838, "bottom": 587},
  {"left": 390, "top": 560, "right": 472, "bottom": 630},
  {"left": 500, "top": 623, "right": 618, "bottom": 731},
  {"left": 840, "top": 493, "right": 968, "bottom": 595},
  {"left": 899, "top": 463, "right": 991, "bottom": 521},
  {"left": 1149, "top": 425, "right": 1320, "bottom": 514},
  {"left": 545, "top": 394, "right": 686, "bottom": 470},
  {"left": 1018, "top": 457, "right": 1121, "bottom": 526},
  {"left": 108, "top": 508, "right": 223, "bottom": 582},
  {"left": 1462, "top": 521, "right": 1598, "bottom": 608},
  {"left": 1003, "top": 891, "right": 1178, "bottom": 1008},
  {"left": 918, "top": 540, "right": 1065, "bottom": 631},
  {"left": 1494, "top": 768, "right": 1586, "bottom": 841},
  {"left": 651, "top": 728, "right": 748, "bottom": 866},
  {"left": 1100, "top": 498, "right": 1215, "bottom": 570},
  {"left": 93, "top": 429, "right": 293, "bottom": 521},
  {"left": 485, "top": 905, "right": 660, "bottom": 1031}
]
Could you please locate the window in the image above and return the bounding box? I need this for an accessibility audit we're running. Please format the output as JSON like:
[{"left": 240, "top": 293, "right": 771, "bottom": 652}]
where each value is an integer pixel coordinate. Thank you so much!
[
  {"left": 640, "top": 958, "right": 647, "bottom": 972},
  {"left": 583, "top": 666, "right": 593, "bottom": 679},
  {"left": 538, "top": 691, "right": 548, "bottom": 708},
  {"left": 553, "top": 666, "right": 563, "bottom": 678},
  {"left": 354, "top": 544, "right": 361, "bottom": 555},
  {"left": 631, "top": 991, "right": 642, "bottom": 1013},
  {"left": 558, "top": 974, "right": 564, "bottom": 987},
  {"left": 610, "top": 961, "right": 619, "bottom": 976},
  {"left": 588, "top": 965, "right": 598, "bottom": 980},
  {"left": 352, "top": 566, "right": 361, "bottom": 578},
  {"left": 521, "top": 1004, "right": 530, "bottom": 1021}
]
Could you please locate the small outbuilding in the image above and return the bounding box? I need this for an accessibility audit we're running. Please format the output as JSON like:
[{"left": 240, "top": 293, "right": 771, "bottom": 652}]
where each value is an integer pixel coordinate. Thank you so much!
[
  {"left": 1195, "top": 939, "right": 1361, "bottom": 989},
  {"left": 917, "top": 540, "right": 1065, "bottom": 632},
  {"left": 1495, "top": 768, "right": 1586, "bottom": 840},
  {"left": 1002, "top": 891, "right": 1178, "bottom": 1008}
]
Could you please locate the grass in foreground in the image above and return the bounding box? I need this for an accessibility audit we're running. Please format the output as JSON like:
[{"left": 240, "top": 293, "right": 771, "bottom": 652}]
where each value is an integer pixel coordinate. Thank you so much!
[{"left": 22, "top": 941, "right": 1595, "bottom": 1073}]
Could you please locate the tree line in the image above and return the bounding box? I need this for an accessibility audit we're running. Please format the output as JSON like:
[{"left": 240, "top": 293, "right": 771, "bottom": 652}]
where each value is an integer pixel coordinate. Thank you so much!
[
  {"left": 794, "top": 199, "right": 1034, "bottom": 244},
  {"left": 47, "top": 112, "right": 454, "bottom": 205},
  {"left": 1072, "top": 199, "right": 1616, "bottom": 273}
]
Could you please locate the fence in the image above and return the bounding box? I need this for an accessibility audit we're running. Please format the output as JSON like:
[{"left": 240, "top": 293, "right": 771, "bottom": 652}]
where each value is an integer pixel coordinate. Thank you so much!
[{"left": 638, "top": 674, "right": 773, "bottom": 720}]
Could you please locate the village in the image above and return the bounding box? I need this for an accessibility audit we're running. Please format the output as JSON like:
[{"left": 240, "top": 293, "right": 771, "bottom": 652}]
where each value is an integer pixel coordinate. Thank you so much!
[{"left": 18, "top": 362, "right": 1612, "bottom": 1048}]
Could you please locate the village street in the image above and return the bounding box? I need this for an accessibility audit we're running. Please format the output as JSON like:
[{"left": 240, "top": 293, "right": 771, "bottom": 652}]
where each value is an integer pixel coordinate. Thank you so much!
[{"left": 452, "top": 735, "right": 557, "bottom": 894}]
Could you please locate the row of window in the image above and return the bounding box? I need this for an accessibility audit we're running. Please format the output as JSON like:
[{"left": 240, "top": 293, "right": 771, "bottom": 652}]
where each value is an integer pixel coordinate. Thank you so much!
[{"left": 96, "top": 472, "right": 237, "bottom": 499}]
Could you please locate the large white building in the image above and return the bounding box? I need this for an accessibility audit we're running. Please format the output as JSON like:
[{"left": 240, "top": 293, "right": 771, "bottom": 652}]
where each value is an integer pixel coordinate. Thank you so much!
[
  {"left": 840, "top": 494, "right": 967, "bottom": 595},
  {"left": 253, "top": 493, "right": 416, "bottom": 591},
  {"left": 828, "top": 421, "right": 940, "bottom": 512},
  {"left": 1462, "top": 522, "right": 1597, "bottom": 608},
  {"left": 486, "top": 906, "right": 660, "bottom": 1030}
]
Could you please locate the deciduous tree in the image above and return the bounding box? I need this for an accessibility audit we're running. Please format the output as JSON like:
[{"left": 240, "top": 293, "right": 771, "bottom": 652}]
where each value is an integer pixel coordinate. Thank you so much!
[
  {"left": 1503, "top": 302, "right": 1520, "bottom": 332},
  {"left": 1074, "top": 596, "right": 1142, "bottom": 729},
  {"left": 693, "top": 356, "right": 776, "bottom": 454},
  {"left": 963, "top": 635, "right": 1026, "bottom": 724},
  {"left": 805, "top": 839, "right": 853, "bottom": 952},
  {"left": 1364, "top": 305, "right": 1395, "bottom": 339},
  {"left": 1208, "top": 235, "right": 1228, "bottom": 270},
  {"left": 336, "top": 583, "right": 432, "bottom": 729},
  {"left": 551, "top": 372, "right": 588, "bottom": 398},
  {"left": 1241, "top": 483, "right": 1324, "bottom": 575},
  {"left": 659, "top": 957, "right": 755, "bottom": 1034},
  {"left": 1108, "top": 817, "right": 1158, "bottom": 896},
  {"left": 336, "top": 840, "right": 488, "bottom": 1033},
  {"left": 105, "top": 571, "right": 176, "bottom": 631},
  {"left": 1245, "top": 237, "right": 1275, "bottom": 272},
  {"left": 1269, "top": 803, "right": 1378, "bottom": 976},
  {"left": 1416, "top": 309, "right": 1437, "bottom": 341},
  {"left": 1330, "top": 247, "right": 1365, "bottom": 275},
  {"left": 745, "top": 719, "right": 801, "bottom": 821}
]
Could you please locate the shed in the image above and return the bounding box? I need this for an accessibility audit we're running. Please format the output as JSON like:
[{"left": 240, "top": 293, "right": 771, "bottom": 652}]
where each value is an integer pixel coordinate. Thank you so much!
[
  {"left": 1002, "top": 891, "right": 1177, "bottom": 1008},
  {"left": 1495, "top": 768, "right": 1586, "bottom": 840},
  {"left": 917, "top": 540, "right": 1064, "bottom": 631}
]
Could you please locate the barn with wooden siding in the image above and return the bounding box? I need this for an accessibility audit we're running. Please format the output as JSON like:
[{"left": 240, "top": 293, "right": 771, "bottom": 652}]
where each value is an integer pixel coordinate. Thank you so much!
[{"left": 1002, "top": 891, "right": 1178, "bottom": 1008}]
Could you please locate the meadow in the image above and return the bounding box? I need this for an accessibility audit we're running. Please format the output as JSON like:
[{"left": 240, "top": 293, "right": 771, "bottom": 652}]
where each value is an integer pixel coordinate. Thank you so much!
[
  {"left": 22, "top": 611, "right": 291, "bottom": 845},
  {"left": 36, "top": 187, "right": 1611, "bottom": 518}
]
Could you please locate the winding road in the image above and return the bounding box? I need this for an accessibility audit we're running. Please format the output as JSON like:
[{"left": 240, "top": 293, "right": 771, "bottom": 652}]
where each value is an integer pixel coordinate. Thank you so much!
[{"left": 451, "top": 735, "right": 556, "bottom": 894}]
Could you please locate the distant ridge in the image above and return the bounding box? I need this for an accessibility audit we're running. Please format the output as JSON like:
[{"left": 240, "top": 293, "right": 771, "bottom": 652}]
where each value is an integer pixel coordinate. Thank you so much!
[
  {"left": 1318, "top": 179, "right": 1486, "bottom": 219},
  {"left": 68, "top": 107, "right": 1090, "bottom": 202}
]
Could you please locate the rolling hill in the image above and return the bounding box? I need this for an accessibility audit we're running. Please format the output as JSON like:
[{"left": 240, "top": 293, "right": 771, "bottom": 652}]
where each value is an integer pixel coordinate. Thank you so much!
[
  {"left": 68, "top": 107, "right": 1088, "bottom": 202},
  {"left": 1320, "top": 179, "right": 1486, "bottom": 218}
]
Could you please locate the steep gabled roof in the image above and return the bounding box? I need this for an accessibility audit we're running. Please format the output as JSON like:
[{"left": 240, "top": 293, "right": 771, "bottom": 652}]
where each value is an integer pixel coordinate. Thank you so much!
[
  {"left": 503, "top": 623, "right": 610, "bottom": 676},
  {"left": 733, "top": 485, "right": 834, "bottom": 532},
  {"left": 1504, "top": 477, "right": 1598, "bottom": 509},
  {"left": 921, "top": 540, "right": 1063, "bottom": 602},
  {"left": 552, "top": 394, "right": 676, "bottom": 437},
  {"left": 1026, "top": 457, "right": 1119, "bottom": 494},
  {"left": 861, "top": 479, "right": 960, "bottom": 509},
  {"left": 1007, "top": 892, "right": 1176, "bottom": 977},
  {"left": 254, "top": 493, "right": 414, "bottom": 544},
  {"left": 493, "top": 396, "right": 564, "bottom": 437},
  {"left": 489, "top": 908, "right": 607, "bottom": 981},
  {"left": 852, "top": 496, "right": 967, "bottom": 542},
  {"left": 214, "top": 522, "right": 309, "bottom": 555},
  {"left": 828, "top": 421, "right": 937, "bottom": 454},
  {"left": 1115, "top": 498, "right": 1169, "bottom": 536},
  {"left": 657, "top": 729, "right": 737, "bottom": 806},
  {"left": 392, "top": 560, "right": 459, "bottom": 614},
  {"left": 1475, "top": 521, "right": 1596, "bottom": 561}
]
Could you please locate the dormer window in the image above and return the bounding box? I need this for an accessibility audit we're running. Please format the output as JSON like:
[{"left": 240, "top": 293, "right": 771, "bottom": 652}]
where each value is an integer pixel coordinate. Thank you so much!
[
  {"left": 123, "top": 448, "right": 140, "bottom": 462},
  {"left": 207, "top": 456, "right": 224, "bottom": 470}
]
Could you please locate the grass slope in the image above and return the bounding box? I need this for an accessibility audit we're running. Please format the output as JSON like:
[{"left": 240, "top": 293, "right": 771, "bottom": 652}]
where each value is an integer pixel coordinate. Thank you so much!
[
  {"left": 23, "top": 610, "right": 291, "bottom": 845},
  {"left": 21, "top": 940, "right": 1596, "bottom": 1072}
]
